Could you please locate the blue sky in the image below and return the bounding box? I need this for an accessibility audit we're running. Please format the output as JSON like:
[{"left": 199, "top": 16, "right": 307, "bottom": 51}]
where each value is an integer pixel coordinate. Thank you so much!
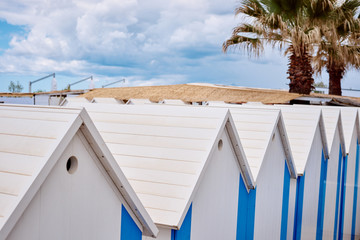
[{"left": 0, "top": 0, "right": 358, "bottom": 93}]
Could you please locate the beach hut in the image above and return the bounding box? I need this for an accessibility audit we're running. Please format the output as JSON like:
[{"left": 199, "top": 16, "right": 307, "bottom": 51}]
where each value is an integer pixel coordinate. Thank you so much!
[
  {"left": 335, "top": 107, "right": 360, "bottom": 239},
  {"left": 0, "top": 105, "right": 157, "bottom": 240},
  {"left": 60, "top": 97, "right": 90, "bottom": 107},
  {"left": 69, "top": 103, "right": 255, "bottom": 239},
  {"left": 274, "top": 106, "right": 329, "bottom": 240},
  {"left": 222, "top": 107, "right": 297, "bottom": 240},
  {"left": 284, "top": 105, "right": 346, "bottom": 239},
  {"left": 91, "top": 98, "right": 125, "bottom": 104},
  {"left": 125, "top": 99, "right": 152, "bottom": 105},
  {"left": 314, "top": 107, "right": 346, "bottom": 239}
]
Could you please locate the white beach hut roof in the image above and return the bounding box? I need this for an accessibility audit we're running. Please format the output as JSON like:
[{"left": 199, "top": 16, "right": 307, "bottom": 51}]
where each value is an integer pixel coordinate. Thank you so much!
[
  {"left": 0, "top": 105, "right": 157, "bottom": 238},
  {"left": 338, "top": 107, "right": 359, "bottom": 154},
  {"left": 206, "top": 105, "right": 296, "bottom": 180},
  {"left": 319, "top": 108, "right": 343, "bottom": 150},
  {"left": 278, "top": 105, "right": 346, "bottom": 156},
  {"left": 70, "top": 103, "right": 254, "bottom": 229},
  {"left": 275, "top": 106, "right": 329, "bottom": 174},
  {"left": 125, "top": 99, "right": 153, "bottom": 105},
  {"left": 91, "top": 97, "right": 125, "bottom": 104},
  {"left": 61, "top": 97, "right": 90, "bottom": 107}
]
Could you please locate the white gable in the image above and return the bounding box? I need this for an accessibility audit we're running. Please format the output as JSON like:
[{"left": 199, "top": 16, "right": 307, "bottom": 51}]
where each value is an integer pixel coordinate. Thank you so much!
[
  {"left": 7, "top": 133, "right": 122, "bottom": 240},
  {"left": 275, "top": 106, "right": 326, "bottom": 174},
  {"left": 319, "top": 108, "right": 340, "bottom": 149},
  {"left": 0, "top": 105, "right": 157, "bottom": 238},
  {"left": 0, "top": 105, "right": 82, "bottom": 235},
  {"left": 204, "top": 105, "right": 295, "bottom": 180},
  {"left": 226, "top": 108, "right": 279, "bottom": 180},
  {"left": 72, "top": 104, "right": 253, "bottom": 228}
]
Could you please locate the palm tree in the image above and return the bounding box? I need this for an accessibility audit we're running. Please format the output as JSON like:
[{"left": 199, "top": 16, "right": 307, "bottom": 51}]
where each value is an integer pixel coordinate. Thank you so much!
[
  {"left": 313, "top": 0, "right": 360, "bottom": 95},
  {"left": 223, "top": 0, "right": 334, "bottom": 94}
]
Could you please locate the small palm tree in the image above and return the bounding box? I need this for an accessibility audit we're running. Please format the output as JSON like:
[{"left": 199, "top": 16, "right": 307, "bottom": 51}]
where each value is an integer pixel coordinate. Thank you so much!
[
  {"left": 313, "top": 0, "right": 360, "bottom": 95},
  {"left": 223, "top": 0, "right": 333, "bottom": 94}
]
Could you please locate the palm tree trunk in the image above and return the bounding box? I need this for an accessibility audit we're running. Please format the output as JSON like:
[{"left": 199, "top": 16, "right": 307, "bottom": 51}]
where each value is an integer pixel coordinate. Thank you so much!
[
  {"left": 288, "top": 47, "right": 314, "bottom": 94},
  {"left": 327, "top": 62, "right": 344, "bottom": 96}
]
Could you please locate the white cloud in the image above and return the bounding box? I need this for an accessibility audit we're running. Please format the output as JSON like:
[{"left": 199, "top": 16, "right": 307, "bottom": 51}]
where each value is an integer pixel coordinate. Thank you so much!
[
  {"left": 2, "top": 0, "right": 235, "bottom": 64},
  {"left": 2, "top": 0, "right": 355, "bottom": 93}
]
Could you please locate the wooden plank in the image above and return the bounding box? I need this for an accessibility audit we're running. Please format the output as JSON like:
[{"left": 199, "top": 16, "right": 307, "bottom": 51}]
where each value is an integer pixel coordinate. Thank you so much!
[
  {"left": 121, "top": 167, "right": 197, "bottom": 187},
  {"left": 0, "top": 118, "right": 69, "bottom": 139},
  {"left": 107, "top": 143, "right": 207, "bottom": 162},
  {"left": 0, "top": 172, "right": 30, "bottom": 196},
  {"left": 0, "top": 152, "right": 44, "bottom": 176},
  {"left": 146, "top": 208, "right": 180, "bottom": 227},
  {"left": 84, "top": 104, "right": 226, "bottom": 118},
  {"left": 0, "top": 109, "right": 77, "bottom": 122},
  {"left": 114, "top": 155, "right": 201, "bottom": 175},
  {"left": 95, "top": 122, "right": 215, "bottom": 139},
  {"left": 88, "top": 112, "right": 219, "bottom": 129},
  {"left": 138, "top": 193, "right": 186, "bottom": 216},
  {"left": 101, "top": 132, "right": 210, "bottom": 151},
  {"left": 0, "top": 134, "right": 57, "bottom": 157},
  {"left": 233, "top": 122, "right": 274, "bottom": 132},
  {"left": 128, "top": 180, "right": 190, "bottom": 200}
]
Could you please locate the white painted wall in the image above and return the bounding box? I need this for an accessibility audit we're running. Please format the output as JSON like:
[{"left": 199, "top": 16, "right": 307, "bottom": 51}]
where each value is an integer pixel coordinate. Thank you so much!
[
  {"left": 0, "top": 96, "right": 33, "bottom": 104},
  {"left": 190, "top": 129, "right": 240, "bottom": 240},
  {"left": 342, "top": 130, "right": 357, "bottom": 239},
  {"left": 7, "top": 132, "right": 125, "bottom": 240},
  {"left": 254, "top": 127, "right": 286, "bottom": 240},
  {"left": 34, "top": 94, "right": 50, "bottom": 105},
  {"left": 142, "top": 129, "right": 241, "bottom": 240},
  {"left": 143, "top": 227, "right": 171, "bottom": 240},
  {"left": 323, "top": 127, "right": 341, "bottom": 239},
  {"left": 301, "top": 126, "right": 323, "bottom": 240}
]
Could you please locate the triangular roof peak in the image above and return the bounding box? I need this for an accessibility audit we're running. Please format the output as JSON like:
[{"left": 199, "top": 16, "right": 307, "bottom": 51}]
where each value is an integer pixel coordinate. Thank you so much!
[
  {"left": 320, "top": 108, "right": 346, "bottom": 157},
  {"left": 206, "top": 105, "right": 296, "bottom": 180},
  {"left": 289, "top": 105, "right": 346, "bottom": 157},
  {"left": 69, "top": 103, "right": 254, "bottom": 229},
  {"left": 338, "top": 107, "right": 359, "bottom": 154},
  {"left": 0, "top": 104, "right": 157, "bottom": 238},
  {"left": 272, "top": 105, "right": 329, "bottom": 174}
]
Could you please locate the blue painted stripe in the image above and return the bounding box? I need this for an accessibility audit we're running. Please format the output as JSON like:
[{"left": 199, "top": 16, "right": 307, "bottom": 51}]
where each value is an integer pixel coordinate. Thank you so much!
[
  {"left": 334, "top": 145, "right": 343, "bottom": 240},
  {"left": 281, "top": 161, "right": 291, "bottom": 240},
  {"left": 293, "top": 174, "right": 305, "bottom": 240},
  {"left": 351, "top": 140, "right": 360, "bottom": 240},
  {"left": 316, "top": 151, "right": 328, "bottom": 239},
  {"left": 247, "top": 188, "right": 256, "bottom": 240},
  {"left": 171, "top": 204, "right": 192, "bottom": 240},
  {"left": 236, "top": 174, "right": 256, "bottom": 240},
  {"left": 339, "top": 155, "right": 348, "bottom": 240},
  {"left": 121, "top": 205, "right": 142, "bottom": 240}
]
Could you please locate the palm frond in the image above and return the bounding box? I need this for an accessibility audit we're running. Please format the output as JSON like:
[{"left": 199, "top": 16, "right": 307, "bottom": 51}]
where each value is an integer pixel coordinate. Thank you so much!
[
  {"left": 235, "top": 0, "right": 266, "bottom": 18},
  {"left": 223, "top": 35, "right": 264, "bottom": 57}
]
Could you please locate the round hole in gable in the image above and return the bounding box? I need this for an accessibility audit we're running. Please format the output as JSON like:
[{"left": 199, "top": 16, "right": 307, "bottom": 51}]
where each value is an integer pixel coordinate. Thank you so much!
[
  {"left": 218, "top": 139, "right": 223, "bottom": 151},
  {"left": 66, "top": 156, "right": 78, "bottom": 174}
]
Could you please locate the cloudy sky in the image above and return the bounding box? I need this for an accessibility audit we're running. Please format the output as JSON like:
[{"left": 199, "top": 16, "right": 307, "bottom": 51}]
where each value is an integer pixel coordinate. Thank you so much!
[{"left": 0, "top": 0, "right": 358, "bottom": 92}]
